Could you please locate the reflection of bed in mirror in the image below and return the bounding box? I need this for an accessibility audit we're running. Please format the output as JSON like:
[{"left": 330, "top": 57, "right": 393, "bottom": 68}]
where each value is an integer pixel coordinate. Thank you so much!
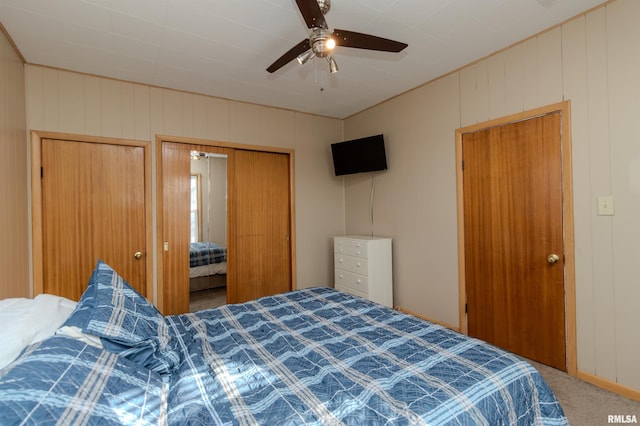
[{"left": 189, "top": 241, "right": 227, "bottom": 292}]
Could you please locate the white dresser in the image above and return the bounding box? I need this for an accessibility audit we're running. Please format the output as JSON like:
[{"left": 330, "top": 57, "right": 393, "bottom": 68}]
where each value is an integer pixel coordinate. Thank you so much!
[{"left": 334, "top": 236, "right": 393, "bottom": 307}]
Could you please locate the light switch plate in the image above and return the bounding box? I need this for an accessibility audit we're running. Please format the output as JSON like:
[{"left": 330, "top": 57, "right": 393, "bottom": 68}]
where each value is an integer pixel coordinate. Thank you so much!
[{"left": 597, "top": 195, "right": 614, "bottom": 216}]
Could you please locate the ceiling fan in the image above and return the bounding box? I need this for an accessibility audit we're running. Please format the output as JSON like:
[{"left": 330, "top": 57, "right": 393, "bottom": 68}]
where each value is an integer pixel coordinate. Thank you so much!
[{"left": 266, "top": 0, "right": 408, "bottom": 74}]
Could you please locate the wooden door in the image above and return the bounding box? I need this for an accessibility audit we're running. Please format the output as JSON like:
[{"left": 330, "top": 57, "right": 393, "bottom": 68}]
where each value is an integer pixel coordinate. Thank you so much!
[
  {"left": 230, "top": 150, "right": 292, "bottom": 304},
  {"left": 160, "top": 142, "right": 192, "bottom": 315},
  {"left": 41, "top": 138, "right": 148, "bottom": 300},
  {"left": 462, "top": 113, "right": 566, "bottom": 370}
]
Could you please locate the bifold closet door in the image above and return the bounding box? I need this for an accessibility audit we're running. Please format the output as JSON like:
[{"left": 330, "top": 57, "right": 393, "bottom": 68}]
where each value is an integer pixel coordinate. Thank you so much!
[
  {"left": 41, "top": 138, "right": 148, "bottom": 300},
  {"left": 160, "top": 142, "right": 192, "bottom": 315},
  {"left": 230, "top": 150, "right": 292, "bottom": 304}
]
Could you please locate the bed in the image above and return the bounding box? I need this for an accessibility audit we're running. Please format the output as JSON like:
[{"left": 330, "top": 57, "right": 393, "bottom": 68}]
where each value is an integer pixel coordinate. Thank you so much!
[
  {"left": 0, "top": 260, "right": 568, "bottom": 425},
  {"left": 190, "top": 241, "right": 227, "bottom": 292}
]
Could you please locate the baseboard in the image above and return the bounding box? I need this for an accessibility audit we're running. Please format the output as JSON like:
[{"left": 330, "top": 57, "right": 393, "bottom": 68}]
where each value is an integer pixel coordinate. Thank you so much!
[
  {"left": 394, "top": 306, "right": 460, "bottom": 333},
  {"left": 577, "top": 370, "right": 640, "bottom": 402}
]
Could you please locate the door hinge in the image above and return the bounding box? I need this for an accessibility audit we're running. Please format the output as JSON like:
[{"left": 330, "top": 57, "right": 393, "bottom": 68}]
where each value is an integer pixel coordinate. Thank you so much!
[
  {"left": 461, "top": 160, "right": 464, "bottom": 170},
  {"left": 465, "top": 303, "right": 468, "bottom": 314},
  {"left": 41, "top": 167, "right": 44, "bottom": 178}
]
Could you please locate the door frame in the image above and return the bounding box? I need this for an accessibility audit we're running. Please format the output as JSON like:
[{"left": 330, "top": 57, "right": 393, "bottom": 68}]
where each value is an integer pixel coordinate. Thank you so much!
[
  {"left": 30, "top": 130, "right": 153, "bottom": 300},
  {"left": 454, "top": 101, "right": 577, "bottom": 376},
  {"left": 155, "top": 135, "right": 297, "bottom": 314}
]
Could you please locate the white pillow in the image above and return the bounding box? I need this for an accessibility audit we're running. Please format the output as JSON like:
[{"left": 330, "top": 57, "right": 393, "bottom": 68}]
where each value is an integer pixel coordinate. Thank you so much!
[
  {"left": 0, "top": 294, "right": 77, "bottom": 369},
  {"left": 56, "top": 326, "right": 103, "bottom": 348},
  {"left": 30, "top": 294, "right": 78, "bottom": 342}
]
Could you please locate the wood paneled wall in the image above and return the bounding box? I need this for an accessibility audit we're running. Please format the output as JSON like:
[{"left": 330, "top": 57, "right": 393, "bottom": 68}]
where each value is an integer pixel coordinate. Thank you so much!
[
  {"left": 22, "top": 63, "right": 345, "bottom": 304},
  {"left": 344, "top": 0, "right": 640, "bottom": 393},
  {"left": 0, "top": 28, "right": 28, "bottom": 298}
]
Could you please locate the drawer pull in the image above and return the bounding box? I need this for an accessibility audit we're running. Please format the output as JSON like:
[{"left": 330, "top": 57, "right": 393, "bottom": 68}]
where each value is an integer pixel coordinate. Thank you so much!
[
  {"left": 338, "top": 258, "right": 343, "bottom": 263},
  {"left": 339, "top": 274, "right": 344, "bottom": 278},
  {"left": 356, "top": 279, "right": 361, "bottom": 284},
  {"left": 356, "top": 262, "right": 361, "bottom": 267}
]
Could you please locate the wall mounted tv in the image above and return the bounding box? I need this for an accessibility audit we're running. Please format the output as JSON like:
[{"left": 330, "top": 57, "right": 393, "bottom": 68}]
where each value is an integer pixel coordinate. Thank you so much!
[{"left": 331, "top": 134, "right": 387, "bottom": 176}]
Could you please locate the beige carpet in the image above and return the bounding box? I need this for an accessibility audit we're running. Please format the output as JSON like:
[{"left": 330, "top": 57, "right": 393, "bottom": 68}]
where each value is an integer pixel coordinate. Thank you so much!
[
  {"left": 189, "top": 287, "right": 227, "bottom": 312},
  {"left": 529, "top": 360, "right": 640, "bottom": 425}
]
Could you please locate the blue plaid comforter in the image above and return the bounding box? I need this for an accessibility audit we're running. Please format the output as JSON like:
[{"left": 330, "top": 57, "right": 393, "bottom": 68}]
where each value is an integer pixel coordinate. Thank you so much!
[
  {"left": 190, "top": 242, "right": 226, "bottom": 267},
  {"left": 166, "top": 288, "right": 568, "bottom": 425},
  {"left": 0, "top": 288, "right": 568, "bottom": 425}
]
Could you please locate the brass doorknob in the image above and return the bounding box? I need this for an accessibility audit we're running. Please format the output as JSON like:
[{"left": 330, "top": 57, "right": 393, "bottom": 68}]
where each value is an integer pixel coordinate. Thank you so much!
[
  {"left": 134, "top": 251, "right": 143, "bottom": 260},
  {"left": 547, "top": 254, "right": 559, "bottom": 264}
]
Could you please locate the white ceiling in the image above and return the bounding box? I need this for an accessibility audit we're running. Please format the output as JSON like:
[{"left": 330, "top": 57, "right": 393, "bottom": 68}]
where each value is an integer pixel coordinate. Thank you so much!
[{"left": 0, "top": 0, "right": 606, "bottom": 119}]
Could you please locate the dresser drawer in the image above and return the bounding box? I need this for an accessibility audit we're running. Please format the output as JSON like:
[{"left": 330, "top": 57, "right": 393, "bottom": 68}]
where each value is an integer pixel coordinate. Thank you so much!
[
  {"left": 335, "top": 269, "right": 368, "bottom": 294},
  {"left": 335, "top": 285, "right": 367, "bottom": 300},
  {"left": 334, "top": 254, "right": 368, "bottom": 275},
  {"left": 334, "top": 238, "right": 368, "bottom": 258}
]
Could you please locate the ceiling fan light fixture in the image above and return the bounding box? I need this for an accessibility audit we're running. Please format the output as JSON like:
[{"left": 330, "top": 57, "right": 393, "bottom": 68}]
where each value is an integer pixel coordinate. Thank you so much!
[
  {"left": 297, "top": 50, "right": 315, "bottom": 65},
  {"left": 325, "top": 37, "right": 336, "bottom": 50},
  {"left": 310, "top": 28, "right": 333, "bottom": 58},
  {"left": 328, "top": 56, "right": 338, "bottom": 74}
]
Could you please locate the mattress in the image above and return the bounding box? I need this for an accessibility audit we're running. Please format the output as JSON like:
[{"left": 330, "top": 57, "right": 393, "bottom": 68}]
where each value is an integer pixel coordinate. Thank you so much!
[{"left": 189, "top": 261, "right": 227, "bottom": 279}]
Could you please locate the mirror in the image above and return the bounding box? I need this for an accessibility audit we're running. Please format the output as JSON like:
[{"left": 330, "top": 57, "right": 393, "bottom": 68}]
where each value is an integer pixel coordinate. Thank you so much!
[{"left": 188, "top": 151, "right": 228, "bottom": 311}]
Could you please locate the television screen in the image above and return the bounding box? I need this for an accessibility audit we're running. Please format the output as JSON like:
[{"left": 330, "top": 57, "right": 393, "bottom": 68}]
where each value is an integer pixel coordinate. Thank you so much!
[{"left": 331, "top": 134, "right": 387, "bottom": 176}]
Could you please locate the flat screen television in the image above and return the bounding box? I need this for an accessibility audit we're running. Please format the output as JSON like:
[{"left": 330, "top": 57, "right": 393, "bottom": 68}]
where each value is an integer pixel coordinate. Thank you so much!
[{"left": 331, "top": 134, "right": 387, "bottom": 176}]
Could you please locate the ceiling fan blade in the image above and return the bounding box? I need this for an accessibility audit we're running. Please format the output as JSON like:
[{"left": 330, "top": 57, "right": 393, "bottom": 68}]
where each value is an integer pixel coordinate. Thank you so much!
[
  {"left": 332, "top": 29, "right": 408, "bottom": 52},
  {"left": 295, "top": 0, "right": 327, "bottom": 29},
  {"left": 266, "top": 39, "right": 311, "bottom": 73}
]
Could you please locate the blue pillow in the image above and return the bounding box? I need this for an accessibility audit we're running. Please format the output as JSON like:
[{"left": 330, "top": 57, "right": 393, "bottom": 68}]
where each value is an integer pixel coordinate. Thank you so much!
[
  {"left": 0, "top": 335, "right": 166, "bottom": 425},
  {"left": 82, "top": 260, "right": 182, "bottom": 375}
]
